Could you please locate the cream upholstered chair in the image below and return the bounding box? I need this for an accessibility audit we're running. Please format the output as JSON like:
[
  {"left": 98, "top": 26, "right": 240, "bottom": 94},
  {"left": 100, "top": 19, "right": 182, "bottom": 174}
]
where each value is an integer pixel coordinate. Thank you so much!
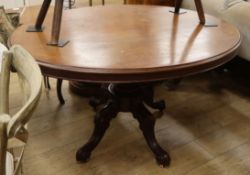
[
  {"left": 0, "top": 44, "right": 42, "bottom": 175},
  {"left": 182, "top": 0, "right": 250, "bottom": 62},
  {"left": 0, "top": 44, "right": 7, "bottom": 70}
]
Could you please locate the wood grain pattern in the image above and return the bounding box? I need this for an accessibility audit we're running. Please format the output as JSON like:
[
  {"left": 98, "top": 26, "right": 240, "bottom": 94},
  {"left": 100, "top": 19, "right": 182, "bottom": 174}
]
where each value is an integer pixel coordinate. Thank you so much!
[{"left": 9, "top": 5, "right": 241, "bottom": 83}]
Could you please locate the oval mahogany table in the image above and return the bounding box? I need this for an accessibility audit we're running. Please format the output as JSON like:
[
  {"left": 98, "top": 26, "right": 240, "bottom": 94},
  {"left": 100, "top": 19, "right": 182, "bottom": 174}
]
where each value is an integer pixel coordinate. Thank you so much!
[{"left": 10, "top": 5, "right": 241, "bottom": 167}]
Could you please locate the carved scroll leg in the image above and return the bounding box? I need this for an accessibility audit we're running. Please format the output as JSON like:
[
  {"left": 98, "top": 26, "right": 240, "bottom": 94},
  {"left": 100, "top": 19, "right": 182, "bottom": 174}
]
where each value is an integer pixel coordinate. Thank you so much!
[
  {"left": 132, "top": 102, "right": 170, "bottom": 167},
  {"left": 89, "top": 97, "right": 102, "bottom": 110},
  {"left": 142, "top": 86, "right": 166, "bottom": 111},
  {"left": 89, "top": 84, "right": 111, "bottom": 110},
  {"left": 56, "top": 78, "right": 65, "bottom": 104},
  {"left": 89, "top": 96, "right": 110, "bottom": 111},
  {"left": 76, "top": 100, "right": 119, "bottom": 162}
]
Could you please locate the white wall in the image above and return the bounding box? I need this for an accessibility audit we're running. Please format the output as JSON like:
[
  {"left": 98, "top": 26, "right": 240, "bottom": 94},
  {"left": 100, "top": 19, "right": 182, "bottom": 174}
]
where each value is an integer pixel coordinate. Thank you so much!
[
  {"left": 26, "top": 0, "right": 55, "bottom": 5},
  {"left": 0, "top": 0, "right": 24, "bottom": 9},
  {"left": 0, "top": 0, "right": 54, "bottom": 8}
]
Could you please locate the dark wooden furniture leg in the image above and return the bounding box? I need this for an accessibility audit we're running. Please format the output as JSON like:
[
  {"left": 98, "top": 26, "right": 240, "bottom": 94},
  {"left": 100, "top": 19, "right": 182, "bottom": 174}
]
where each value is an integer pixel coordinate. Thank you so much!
[
  {"left": 131, "top": 101, "right": 169, "bottom": 166},
  {"left": 43, "top": 76, "right": 48, "bottom": 89},
  {"left": 57, "top": 78, "right": 65, "bottom": 104},
  {"left": 43, "top": 76, "right": 51, "bottom": 89},
  {"left": 141, "top": 86, "right": 165, "bottom": 111},
  {"left": 47, "top": 0, "right": 69, "bottom": 47},
  {"left": 171, "top": 0, "right": 215, "bottom": 26},
  {"left": 194, "top": 0, "right": 205, "bottom": 24},
  {"left": 27, "top": 0, "right": 67, "bottom": 102},
  {"left": 47, "top": 76, "right": 51, "bottom": 89},
  {"left": 76, "top": 83, "right": 170, "bottom": 167},
  {"left": 174, "top": 0, "right": 183, "bottom": 13},
  {"left": 27, "top": 0, "right": 69, "bottom": 47},
  {"left": 26, "top": 0, "right": 51, "bottom": 32},
  {"left": 76, "top": 100, "right": 119, "bottom": 162},
  {"left": 69, "top": 0, "right": 72, "bottom": 9},
  {"left": 44, "top": 76, "right": 64, "bottom": 104},
  {"left": 169, "top": 0, "right": 186, "bottom": 14}
]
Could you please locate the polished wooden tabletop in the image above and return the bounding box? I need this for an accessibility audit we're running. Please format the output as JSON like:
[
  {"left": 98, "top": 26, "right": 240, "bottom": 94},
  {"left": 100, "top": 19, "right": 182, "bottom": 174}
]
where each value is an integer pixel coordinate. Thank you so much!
[{"left": 10, "top": 5, "right": 241, "bottom": 83}]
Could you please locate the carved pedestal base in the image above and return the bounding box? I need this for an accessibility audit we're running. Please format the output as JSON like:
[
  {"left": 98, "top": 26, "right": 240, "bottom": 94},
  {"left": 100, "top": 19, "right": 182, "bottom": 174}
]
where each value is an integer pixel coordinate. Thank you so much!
[{"left": 76, "top": 83, "right": 170, "bottom": 167}]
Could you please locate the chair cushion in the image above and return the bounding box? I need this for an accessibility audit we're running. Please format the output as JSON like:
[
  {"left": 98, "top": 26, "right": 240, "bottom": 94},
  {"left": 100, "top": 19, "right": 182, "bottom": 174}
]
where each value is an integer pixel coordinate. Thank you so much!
[
  {"left": 6, "top": 152, "right": 14, "bottom": 175},
  {"left": 0, "top": 43, "right": 8, "bottom": 72}
]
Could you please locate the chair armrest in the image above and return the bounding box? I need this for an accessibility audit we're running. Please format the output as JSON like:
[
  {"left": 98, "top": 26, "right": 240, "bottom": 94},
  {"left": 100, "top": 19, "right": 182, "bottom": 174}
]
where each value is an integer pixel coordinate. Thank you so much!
[
  {"left": 6, "top": 45, "right": 42, "bottom": 138},
  {"left": 0, "top": 114, "right": 10, "bottom": 123}
]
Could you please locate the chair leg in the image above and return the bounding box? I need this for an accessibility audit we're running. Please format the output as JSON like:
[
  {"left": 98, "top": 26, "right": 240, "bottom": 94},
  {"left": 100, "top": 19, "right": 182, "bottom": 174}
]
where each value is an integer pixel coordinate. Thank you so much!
[
  {"left": 69, "top": 0, "right": 72, "bottom": 9},
  {"left": 43, "top": 76, "right": 51, "bottom": 89},
  {"left": 57, "top": 78, "right": 65, "bottom": 104},
  {"left": 47, "top": 76, "right": 51, "bottom": 89},
  {"left": 20, "top": 162, "right": 24, "bottom": 175},
  {"left": 43, "top": 76, "right": 47, "bottom": 88}
]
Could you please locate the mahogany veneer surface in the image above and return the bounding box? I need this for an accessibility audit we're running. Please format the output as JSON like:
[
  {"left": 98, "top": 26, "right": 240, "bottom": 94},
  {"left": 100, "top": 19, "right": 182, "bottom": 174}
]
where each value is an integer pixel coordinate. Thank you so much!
[{"left": 10, "top": 5, "right": 241, "bottom": 83}]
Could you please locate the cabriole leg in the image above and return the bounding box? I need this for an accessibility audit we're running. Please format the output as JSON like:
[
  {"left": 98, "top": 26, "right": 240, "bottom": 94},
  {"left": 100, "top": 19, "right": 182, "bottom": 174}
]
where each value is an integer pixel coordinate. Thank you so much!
[{"left": 76, "top": 100, "right": 119, "bottom": 162}]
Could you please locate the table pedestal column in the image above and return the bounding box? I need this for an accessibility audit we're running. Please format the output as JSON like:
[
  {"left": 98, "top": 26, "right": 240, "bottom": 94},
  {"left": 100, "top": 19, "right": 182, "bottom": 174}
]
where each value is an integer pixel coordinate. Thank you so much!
[
  {"left": 76, "top": 83, "right": 170, "bottom": 167},
  {"left": 69, "top": 82, "right": 103, "bottom": 97}
]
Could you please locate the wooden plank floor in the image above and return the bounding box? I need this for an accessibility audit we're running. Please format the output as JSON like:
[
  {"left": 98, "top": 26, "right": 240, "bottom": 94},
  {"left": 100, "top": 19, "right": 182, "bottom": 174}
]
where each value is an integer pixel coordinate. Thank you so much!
[{"left": 8, "top": 71, "right": 250, "bottom": 175}]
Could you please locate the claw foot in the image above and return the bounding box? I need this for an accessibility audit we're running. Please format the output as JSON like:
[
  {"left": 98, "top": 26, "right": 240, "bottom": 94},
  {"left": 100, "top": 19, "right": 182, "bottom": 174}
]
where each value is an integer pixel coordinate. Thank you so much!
[
  {"left": 155, "top": 153, "right": 171, "bottom": 167},
  {"left": 154, "top": 100, "right": 166, "bottom": 111},
  {"left": 76, "top": 147, "right": 91, "bottom": 163}
]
